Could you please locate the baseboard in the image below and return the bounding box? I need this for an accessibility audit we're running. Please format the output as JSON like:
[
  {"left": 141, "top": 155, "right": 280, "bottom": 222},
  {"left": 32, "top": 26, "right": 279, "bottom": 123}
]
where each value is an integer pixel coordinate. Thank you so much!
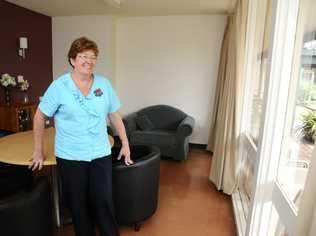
[
  {"left": 189, "top": 143, "right": 207, "bottom": 150},
  {"left": 232, "top": 192, "right": 246, "bottom": 236}
]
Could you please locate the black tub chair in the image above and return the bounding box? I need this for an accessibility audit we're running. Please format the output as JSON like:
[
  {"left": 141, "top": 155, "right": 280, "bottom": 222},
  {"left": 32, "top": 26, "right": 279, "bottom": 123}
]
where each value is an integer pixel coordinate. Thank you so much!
[
  {"left": 112, "top": 145, "right": 160, "bottom": 231},
  {"left": 0, "top": 177, "right": 53, "bottom": 236},
  {"left": 0, "top": 162, "right": 33, "bottom": 198}
]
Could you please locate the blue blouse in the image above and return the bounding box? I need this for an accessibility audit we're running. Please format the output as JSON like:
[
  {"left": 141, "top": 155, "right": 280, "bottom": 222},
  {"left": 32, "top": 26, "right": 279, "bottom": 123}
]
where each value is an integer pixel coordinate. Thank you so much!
[{"left": 39, "top": 73, "right": 121, "bottom": 161}]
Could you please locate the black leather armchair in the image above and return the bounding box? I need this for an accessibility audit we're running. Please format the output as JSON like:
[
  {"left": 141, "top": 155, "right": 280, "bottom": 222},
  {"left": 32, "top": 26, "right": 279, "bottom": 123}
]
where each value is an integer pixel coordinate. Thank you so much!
[
  {"left": 0, "top": 162, "right": 33, "bottom": 198},
  {"left": 112, "top": 145, "right": 160, "bottom": 231},
  {"left": 0, "top": 177, "right": 53, "bottom": 236},
  {"left": 123, "top": 105, "right": 195, "bottom": 161}
]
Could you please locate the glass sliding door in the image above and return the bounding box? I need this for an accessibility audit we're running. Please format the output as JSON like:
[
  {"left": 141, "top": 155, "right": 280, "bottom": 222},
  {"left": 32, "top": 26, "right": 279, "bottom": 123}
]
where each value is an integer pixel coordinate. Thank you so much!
[
  {"left": 276, "top": 2, "right": 316, "bottom": 210},
  {"left": 235, "top": 0, "right": 272, "bottom": 234},
  {"left": 246, "top": 0, "right": 316, "bottom": 235},
  {"left": 268, "top": 0, "right": 316, "bottom": 234}
]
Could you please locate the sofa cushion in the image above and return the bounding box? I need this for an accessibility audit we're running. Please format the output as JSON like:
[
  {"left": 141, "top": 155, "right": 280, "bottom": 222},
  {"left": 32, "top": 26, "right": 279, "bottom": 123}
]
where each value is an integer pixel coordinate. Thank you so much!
[
  {"left": 135, "top": 115, "right": 155, "bottom": 131},
  {"left": 131, "top": 130, "right": 176, "bottom": 147}
]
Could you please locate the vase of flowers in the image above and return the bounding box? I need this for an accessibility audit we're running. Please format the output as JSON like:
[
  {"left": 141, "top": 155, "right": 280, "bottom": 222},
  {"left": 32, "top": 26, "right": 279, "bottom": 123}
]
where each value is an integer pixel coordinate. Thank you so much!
[
  {"left": 17, "top": 75, "right": 30, "bottom": 103},
  {"left": 1, "top": 73, "right": 17, "bottom": 106}
]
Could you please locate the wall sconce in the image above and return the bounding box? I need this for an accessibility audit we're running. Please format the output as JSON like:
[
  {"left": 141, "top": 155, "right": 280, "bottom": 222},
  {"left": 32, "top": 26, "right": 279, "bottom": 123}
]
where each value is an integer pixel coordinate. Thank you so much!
[{"left": 19, "top": 37, "right": 28, "bottom": 59}]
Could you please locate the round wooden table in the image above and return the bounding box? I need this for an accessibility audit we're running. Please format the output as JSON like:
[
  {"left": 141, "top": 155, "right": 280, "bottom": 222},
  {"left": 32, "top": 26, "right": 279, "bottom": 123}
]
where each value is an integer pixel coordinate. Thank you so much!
[{"left": 0, "top": 127, "right": 114, "bottom": 166}]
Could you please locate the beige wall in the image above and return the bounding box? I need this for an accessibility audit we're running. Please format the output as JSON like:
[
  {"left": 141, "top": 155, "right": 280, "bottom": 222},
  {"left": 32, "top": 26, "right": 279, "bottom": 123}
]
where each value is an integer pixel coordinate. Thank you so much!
[
  {"left": 116, "top": 15, "right": 227, "bottom": 144},
  {"left": 52, "top": 15, "right": 116, "bottom": 83},
  {"left": 52, "top": 14, "right": 226, "bottom": 144}
]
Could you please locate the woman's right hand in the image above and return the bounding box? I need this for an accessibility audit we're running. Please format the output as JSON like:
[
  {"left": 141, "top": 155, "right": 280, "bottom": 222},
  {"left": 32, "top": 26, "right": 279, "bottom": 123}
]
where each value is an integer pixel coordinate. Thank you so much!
[
  {"left": 30, "top": 109, "right": 46, "bottom": 171},
  {"left": 29, "top": 151, "right": 44, "bottom": 171}
]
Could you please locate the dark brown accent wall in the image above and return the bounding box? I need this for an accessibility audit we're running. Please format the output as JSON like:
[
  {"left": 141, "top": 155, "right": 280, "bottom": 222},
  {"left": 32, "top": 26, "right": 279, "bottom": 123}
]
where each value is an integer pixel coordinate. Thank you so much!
[{"left": 0, "top": 1, "right": 52, "bottom": 104}]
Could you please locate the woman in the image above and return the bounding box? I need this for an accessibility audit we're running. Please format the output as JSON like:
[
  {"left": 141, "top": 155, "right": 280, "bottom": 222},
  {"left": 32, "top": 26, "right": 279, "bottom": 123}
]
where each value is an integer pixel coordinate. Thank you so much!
[{"left": 29, "top": 37, "right": 132, "bottom": 236}]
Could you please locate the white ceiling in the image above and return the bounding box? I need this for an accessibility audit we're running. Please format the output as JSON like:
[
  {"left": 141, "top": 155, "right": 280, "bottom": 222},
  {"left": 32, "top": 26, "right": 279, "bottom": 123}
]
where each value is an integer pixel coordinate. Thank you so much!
[{"left": 6, "top": 0, "right": 236, "bottom": 17}]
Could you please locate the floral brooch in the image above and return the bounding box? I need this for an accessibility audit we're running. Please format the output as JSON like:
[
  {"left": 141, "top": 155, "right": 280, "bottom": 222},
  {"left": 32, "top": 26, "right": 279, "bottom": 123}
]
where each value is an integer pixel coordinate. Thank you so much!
[{"left": 94, "top": 88, "right": 103, "bottom": 97}]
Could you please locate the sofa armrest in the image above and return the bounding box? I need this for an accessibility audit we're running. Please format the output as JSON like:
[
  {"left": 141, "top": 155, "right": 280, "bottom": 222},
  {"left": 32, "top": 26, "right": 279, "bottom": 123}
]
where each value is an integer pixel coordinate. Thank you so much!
[
  {"left": 176, "top": 115, "right": 195, "bottom": 138},
  {"left": 123, "top": 113, "right": 137, "bottom": 138}
]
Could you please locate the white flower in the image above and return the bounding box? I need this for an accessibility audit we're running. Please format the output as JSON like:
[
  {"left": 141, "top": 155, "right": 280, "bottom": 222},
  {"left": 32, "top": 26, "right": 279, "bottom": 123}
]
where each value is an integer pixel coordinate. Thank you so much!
[
  {"left": 17, "top": 75, "right": 24, "bottom": 83},
  {"left": 1, "top": 73, "right": 16, "bottom": 88},
  {"left": 19, "top": 79, "right": 29, "bottom": 91}
]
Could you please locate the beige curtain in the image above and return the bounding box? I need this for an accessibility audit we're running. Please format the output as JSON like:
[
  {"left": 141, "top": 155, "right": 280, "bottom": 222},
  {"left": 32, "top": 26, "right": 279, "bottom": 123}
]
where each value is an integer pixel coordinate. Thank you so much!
[{"left": 207, "top": 0, "right": 248, "bottom": 194}]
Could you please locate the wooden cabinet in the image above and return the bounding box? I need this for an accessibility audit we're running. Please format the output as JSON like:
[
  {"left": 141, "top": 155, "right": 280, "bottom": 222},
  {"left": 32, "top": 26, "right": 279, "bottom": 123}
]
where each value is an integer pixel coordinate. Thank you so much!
[{"left": 0, "top": 103, "right": 37, "bottom": 132}]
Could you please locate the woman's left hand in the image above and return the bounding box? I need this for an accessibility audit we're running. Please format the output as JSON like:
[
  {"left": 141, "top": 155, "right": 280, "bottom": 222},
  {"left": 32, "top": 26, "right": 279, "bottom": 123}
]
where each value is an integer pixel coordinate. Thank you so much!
[{"left": 118, "top": 144, "right": 133, "bottom": 165}]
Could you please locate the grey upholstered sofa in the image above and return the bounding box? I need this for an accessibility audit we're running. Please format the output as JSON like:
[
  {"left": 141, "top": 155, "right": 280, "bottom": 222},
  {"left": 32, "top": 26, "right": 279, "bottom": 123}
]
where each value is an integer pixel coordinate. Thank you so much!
[{"left": 123, "top": 105, "right": 195, "bottom": 161}]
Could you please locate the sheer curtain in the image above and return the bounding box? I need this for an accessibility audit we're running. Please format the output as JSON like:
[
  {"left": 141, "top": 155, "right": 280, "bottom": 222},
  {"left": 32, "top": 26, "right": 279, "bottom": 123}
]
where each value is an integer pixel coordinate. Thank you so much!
[{"left": 207, "top": 0, "right": 248, "bottom": 194}]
